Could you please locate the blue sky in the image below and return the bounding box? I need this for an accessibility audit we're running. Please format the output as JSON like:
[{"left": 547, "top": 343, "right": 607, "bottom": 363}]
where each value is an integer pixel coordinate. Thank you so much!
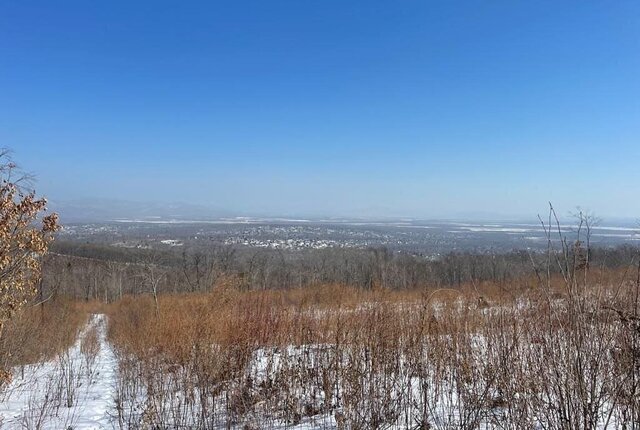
[{"left": 1, "top": 1, "right": 639, "bottom": 219}]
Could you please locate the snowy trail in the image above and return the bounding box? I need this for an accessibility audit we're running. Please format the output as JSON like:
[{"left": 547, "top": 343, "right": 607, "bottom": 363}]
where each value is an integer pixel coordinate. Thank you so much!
[{"left": 0, "top": 314, "right": 118, "bottom": 429}]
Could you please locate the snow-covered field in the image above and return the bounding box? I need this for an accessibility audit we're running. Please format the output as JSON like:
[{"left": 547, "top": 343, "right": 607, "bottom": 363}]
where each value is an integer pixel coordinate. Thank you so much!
[
  {"left": 0, "top": 310, "right": 633, "bottom": 429},
  {"left": 0, "top": 315, "right": 117, "bottom": 429},
  {"left": 0, "top": 316, "right": 343, "bottom": 429}
]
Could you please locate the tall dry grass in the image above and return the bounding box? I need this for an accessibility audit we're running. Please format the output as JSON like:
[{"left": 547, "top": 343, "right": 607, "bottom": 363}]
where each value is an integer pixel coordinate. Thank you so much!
[
  {"left": 106, "top": 267, "right": 640, "bottom": 429},
  {"left": 0, "top": 299, "right": 91, "bottom": 376}
]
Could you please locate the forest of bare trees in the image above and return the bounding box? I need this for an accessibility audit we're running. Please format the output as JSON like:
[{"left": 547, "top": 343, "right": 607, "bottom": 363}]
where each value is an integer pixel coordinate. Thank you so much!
[{"left": 42, "top": 239, "right": 640, "bottom": 302}]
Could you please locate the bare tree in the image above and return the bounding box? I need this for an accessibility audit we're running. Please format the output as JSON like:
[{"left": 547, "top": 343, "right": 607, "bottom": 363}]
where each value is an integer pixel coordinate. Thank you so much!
[{"left": 138, "top": 250, "right": 166, "bottom": 317}]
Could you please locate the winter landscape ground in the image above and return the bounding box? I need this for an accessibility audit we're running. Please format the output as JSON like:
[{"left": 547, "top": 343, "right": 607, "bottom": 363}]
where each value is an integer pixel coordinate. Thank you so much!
[
  {"left": 0, "top": 315, "right": 116, "bottom": 429},
  {"left": 2, "top": 254, "right": 640, "bottom": 429}
]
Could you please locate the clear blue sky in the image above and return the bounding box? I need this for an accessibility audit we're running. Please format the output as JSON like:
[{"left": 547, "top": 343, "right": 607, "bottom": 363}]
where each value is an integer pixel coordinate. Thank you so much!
[{"left": 1, "top": 1, "right": 639, "bottom": 219}]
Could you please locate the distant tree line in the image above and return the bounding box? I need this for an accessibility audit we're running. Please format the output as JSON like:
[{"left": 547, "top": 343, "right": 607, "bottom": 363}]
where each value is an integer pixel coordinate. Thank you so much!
[{"left": 40, "top": 240, "right": 640, "bottom": 302}]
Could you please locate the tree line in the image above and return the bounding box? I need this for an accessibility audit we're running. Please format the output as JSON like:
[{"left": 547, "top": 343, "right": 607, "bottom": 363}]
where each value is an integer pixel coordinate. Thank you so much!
[{"left": 42, "top": 240, "right": 640, "bottom": 302}]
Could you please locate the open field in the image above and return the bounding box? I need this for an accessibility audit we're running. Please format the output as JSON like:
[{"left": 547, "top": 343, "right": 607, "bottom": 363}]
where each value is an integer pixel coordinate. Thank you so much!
[
  {"left": 1, "top": 266, "right": 639, "bottom": 429},
  {"left": 103, "top": 275, "right": 640, "bottom": 429}
]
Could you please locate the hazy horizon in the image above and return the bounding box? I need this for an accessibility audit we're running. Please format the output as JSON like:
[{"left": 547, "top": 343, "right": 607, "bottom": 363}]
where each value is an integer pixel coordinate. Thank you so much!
[
  {"left": 3, "top": 1, "right": 639, "bottom": 219},
  {"left": 42, "top": 196, "right": 638, "bottom": 227}
]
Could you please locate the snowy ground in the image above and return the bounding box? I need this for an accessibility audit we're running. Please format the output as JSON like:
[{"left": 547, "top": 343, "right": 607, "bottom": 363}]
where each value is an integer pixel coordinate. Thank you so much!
[
  {"left": 0, "top": 314, "right": 629, "bottom": 429},
  {"left": 0, "top": 316, "right": 340, "bottom": 429},
  {"left": 0, "top": 314, "right": 118, "bottom": 429}
]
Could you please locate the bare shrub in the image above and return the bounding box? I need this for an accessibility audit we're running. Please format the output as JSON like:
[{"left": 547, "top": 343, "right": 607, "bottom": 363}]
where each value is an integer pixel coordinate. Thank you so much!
[{"left": 105, "top": 244, "right": 640, "bottom": 429}]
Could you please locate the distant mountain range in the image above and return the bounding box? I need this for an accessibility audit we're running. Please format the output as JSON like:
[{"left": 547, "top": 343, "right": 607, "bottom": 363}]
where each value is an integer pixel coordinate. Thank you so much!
[
  {"left": 45, "top": 198, "right": 639, "bottom": 227},
  {"left": 47, "top": 199, "right": 236, "bottom": 223}
]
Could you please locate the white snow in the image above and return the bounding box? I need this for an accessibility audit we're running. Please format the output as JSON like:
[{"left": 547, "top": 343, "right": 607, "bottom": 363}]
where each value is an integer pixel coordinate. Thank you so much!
[
  {"left": 0, "top": 314, "right": 118, "bottom": 429},
  {"left": 0, "top": 313, "right": 629, "bottom": 429},
  {"left": 160, "top": 239, "right": 183, "bottom": 246}
]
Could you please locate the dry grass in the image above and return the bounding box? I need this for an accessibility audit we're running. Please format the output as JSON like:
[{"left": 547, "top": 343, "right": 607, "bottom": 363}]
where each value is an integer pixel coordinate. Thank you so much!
[
  {"left": 105, "top": 268, "right": 640, "bottom": 429},
  {"left": 0, "top": 299, "right": 93, "bottom": 375}
]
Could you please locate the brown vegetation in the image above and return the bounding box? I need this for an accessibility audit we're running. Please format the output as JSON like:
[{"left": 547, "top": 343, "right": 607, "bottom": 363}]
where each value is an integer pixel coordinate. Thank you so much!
[
  {"left": 0, "top": 299, "right": 90, "bottom": 372},
  {"left": 0, "top": 150, "right": 59, "bottom": 384},
  {"left": 105, "top": 258, "right": 640, "bottom": 428}
]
